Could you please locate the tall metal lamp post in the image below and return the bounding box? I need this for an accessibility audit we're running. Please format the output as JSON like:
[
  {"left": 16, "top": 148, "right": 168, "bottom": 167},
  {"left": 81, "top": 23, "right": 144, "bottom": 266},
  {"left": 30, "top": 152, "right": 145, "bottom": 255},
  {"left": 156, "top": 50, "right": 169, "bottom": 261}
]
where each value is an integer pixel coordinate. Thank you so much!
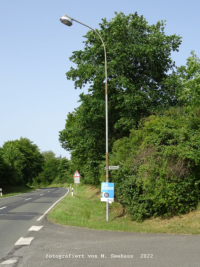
[{"left": 60, "top": 15, "right": 109, "bottom": 221}]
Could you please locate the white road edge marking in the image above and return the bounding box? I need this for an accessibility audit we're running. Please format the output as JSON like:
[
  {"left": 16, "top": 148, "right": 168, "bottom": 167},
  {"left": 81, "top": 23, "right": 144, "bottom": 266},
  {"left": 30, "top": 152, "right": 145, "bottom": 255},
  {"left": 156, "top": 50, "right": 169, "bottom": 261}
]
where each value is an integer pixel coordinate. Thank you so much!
[
  {"left": 37, "top": 189, "right": 69, "bottom": 221},
  {"left": 28, "top": 226, "right": 43, "bottom": 231},
  {"left": 1, "top": 258, "right": 18, "bottom": 264},
  {"left": 0, "top": 206, "right": 6, "bottom": 210},
  {"left": 15, "top": 237, "right": 34, "bottom": 246},
  {"left": 25, "top": 198, "right": 32, "bottom": 201},
  {"left": 40, "top": 194, "right": 43, "bottom": 196}
]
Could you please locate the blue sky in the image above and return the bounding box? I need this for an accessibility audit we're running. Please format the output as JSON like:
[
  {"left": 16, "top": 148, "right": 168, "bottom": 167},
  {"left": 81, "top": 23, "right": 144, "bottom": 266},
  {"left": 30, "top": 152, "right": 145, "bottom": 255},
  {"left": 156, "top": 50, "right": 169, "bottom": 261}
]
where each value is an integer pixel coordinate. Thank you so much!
[{"left": 1, "top": 0, "right": 200, "bottom": 159}]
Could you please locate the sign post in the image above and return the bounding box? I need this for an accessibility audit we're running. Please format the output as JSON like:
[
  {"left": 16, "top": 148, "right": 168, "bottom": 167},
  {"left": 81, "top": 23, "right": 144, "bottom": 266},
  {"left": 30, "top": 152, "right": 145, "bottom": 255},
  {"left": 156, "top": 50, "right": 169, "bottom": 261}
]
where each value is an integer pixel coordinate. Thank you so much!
[
  {"left": 103, "top": 166, "right": 119, "bottom": 221},
  {"left": 73, "top": 170, "right": 80, "bottom": 195}
]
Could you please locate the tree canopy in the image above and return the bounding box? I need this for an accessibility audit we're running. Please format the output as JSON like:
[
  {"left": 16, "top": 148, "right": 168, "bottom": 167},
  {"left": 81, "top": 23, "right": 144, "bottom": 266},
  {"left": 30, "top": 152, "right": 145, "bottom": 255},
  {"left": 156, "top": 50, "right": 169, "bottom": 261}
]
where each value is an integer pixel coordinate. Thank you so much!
[
  {"left": 1, "top": 138, "right": 44, "bottom": 185},
  {"left": 176, "top": 51, "right": 200, "bottom": 106},
  {"left": 42, "top": 150, "right": 56, "bottom": 162},
  {"left": 59, "top": 12, "right": 182, "bottom": 182}
]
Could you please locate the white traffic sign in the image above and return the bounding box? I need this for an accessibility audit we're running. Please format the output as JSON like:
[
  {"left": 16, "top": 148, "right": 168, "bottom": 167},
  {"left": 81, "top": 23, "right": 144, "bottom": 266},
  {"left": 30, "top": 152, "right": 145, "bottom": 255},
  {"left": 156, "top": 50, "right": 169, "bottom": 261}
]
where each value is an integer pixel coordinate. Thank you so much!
[
  {"left": 73, "top": 170, "right": 81, "bottom": 177},
  {"left": 104, "top": 166, "right": 119, "bottom": 170},
  {"left": 74, "top": 177, "right": 80, "bottom": 184}
]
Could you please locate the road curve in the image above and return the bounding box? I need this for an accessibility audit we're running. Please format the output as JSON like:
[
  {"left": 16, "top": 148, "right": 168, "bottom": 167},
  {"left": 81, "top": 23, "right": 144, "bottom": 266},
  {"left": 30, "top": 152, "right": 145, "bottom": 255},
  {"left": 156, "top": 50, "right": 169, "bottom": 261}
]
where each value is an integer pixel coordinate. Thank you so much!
[{"left": 0, "top": 187, "right": 68, "bottom": 259}]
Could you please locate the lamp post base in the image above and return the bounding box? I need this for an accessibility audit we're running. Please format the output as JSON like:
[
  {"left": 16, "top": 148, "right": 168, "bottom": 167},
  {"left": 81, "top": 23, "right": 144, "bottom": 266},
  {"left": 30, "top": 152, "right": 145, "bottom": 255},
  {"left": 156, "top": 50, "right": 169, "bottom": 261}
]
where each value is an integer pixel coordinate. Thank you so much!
[{"left": 106, "top": 201, "right": 109, "bottom": 222}]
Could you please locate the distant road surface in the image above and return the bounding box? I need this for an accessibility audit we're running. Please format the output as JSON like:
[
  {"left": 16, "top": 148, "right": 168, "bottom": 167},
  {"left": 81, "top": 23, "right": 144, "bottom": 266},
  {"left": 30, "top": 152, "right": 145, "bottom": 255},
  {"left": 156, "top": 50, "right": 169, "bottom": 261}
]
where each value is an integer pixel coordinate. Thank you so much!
[{"left": 0, "top": 188, "right": 68, "bottom": 259}]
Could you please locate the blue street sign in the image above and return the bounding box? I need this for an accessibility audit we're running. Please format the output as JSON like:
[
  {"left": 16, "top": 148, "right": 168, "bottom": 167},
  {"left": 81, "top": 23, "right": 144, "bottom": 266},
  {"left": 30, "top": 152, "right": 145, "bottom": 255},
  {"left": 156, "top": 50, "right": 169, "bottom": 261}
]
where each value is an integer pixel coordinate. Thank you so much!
[{"left": 101, "top": 182, "right": 114, "bottom": 202}]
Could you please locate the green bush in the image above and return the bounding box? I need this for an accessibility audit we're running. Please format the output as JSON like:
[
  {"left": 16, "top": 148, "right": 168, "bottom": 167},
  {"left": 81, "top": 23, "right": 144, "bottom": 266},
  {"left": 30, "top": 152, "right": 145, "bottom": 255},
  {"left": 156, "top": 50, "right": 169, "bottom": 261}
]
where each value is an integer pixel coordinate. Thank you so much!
[
  {"left": 117, "top": 174, "right": 198, "bottom": 222},
  {"left": 110, "top": 106, "right": 200, "bottom": 221}
]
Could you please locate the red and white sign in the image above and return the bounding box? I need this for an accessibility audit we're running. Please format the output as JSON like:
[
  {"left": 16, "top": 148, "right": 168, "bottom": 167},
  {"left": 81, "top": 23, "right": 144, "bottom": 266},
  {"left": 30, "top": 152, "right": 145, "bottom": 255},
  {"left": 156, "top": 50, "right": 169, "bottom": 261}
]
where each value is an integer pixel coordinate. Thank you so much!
[{"left": 73, "top": 170, "right": 81, "bottom": 178}]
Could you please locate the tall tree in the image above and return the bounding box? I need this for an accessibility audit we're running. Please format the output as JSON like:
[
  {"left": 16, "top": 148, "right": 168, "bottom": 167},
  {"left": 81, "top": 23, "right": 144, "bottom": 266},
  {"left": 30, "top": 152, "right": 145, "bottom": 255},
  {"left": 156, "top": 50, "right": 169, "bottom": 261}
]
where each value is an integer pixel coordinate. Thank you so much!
[
  {"left": 2, "top": 138, "right": 44, "bottom": 185},
  {"left": 2, "top": 142, "right": 25, "bottom": 185},
  {"left": 59, "top": 12, "right": 182, "bottom": 183}
]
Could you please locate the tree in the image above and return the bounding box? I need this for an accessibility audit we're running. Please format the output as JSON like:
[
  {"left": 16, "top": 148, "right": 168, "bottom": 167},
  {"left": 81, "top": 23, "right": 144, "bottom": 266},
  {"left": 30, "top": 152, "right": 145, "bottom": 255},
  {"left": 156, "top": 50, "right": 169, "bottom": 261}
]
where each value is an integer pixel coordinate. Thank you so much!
[
  {"left": 2, "top": 141, "right": 25, "bottom": 185},
  {"left": 42, "top": 150, "right": 56, "bottom": 162},
  {"left": 2, "top": 138, "right": 44, "bottom": 185},
  {"left": 15, "top": 138, "right": 45, "bottom": 184},
  {"left": 59, "top": 12, "right": 182, "bottom": 183},
  {"left": 58, "top": 157, "right": 73, "bottom": 183},
  {"left": 37, "top": 158, "right": 60, "bottom": 185},
  {"left": 36, "top": 156, "right": 74, "bottom": 185},
  {"left": 0, "top": 147, "right": 11, "bottom": 185},
  {"left": 176, "top": 51, "right": 200, "bottom": 106}
]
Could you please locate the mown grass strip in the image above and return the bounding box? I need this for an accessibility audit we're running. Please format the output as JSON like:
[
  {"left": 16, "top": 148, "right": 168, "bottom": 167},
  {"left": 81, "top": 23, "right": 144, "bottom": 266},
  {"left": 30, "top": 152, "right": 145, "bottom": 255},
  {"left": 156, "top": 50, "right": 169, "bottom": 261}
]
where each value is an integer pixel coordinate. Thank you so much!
[{"left": 48, "top": 184, "right": 200, "bottom": 234}]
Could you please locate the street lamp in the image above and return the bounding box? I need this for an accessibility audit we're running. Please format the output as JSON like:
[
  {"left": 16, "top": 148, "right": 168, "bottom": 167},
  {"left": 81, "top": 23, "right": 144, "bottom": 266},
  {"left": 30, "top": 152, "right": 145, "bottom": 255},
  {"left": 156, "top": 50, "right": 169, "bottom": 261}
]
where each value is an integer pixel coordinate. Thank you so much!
[{"left": 60, "top": 14, "right": 109, "bottom": 221}]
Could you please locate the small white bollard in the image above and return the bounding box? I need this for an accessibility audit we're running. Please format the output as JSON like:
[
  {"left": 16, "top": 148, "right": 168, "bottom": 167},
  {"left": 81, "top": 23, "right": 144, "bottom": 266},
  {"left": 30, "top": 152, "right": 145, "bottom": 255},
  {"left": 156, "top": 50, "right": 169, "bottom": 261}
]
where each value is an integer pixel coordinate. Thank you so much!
[
  {"left": 71, "top": 187, "right": 73, "bottom": 196},
  {"left": 0, "top": 188, "right": 2, "bottom": 197}
]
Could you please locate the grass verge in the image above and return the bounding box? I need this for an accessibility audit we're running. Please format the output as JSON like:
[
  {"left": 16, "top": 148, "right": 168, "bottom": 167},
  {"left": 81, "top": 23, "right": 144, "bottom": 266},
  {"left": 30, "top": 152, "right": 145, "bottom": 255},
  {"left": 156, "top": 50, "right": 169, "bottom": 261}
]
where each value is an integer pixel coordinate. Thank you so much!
[
  {"left": 0, "top": 184, "right": 37, "bottom": 198},
  {"left": 48, "top": 184, "right": 200, "bottom": 234}
]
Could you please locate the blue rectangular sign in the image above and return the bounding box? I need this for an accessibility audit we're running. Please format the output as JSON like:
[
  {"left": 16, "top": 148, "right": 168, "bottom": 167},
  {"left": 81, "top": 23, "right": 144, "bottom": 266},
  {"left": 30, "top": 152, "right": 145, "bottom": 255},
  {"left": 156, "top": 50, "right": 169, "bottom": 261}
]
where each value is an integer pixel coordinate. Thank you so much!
[{"left": 101, "top": 182, "right": 114, "bottom": 202}]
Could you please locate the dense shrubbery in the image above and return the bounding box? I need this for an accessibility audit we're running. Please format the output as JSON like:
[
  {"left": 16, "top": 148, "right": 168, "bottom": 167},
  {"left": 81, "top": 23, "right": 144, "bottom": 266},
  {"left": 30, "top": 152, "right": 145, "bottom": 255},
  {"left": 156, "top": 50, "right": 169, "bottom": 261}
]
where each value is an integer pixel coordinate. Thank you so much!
[{"left": 110, "top": 106, "right": 200, "bottom": 221}]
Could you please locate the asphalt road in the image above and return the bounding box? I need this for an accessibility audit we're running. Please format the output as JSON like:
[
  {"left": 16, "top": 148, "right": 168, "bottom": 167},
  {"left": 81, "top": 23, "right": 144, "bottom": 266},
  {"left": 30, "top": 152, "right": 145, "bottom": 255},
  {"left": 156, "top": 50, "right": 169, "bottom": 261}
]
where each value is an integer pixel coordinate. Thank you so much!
[
  {"left": 1, "top": 217, "right": 200, "bottom": 267},
  {"left": 0, "top": 188, "right": 200, "bottom": 267},
  {"left": 0, "top": 188, "right": 68, "bottom": 259}
]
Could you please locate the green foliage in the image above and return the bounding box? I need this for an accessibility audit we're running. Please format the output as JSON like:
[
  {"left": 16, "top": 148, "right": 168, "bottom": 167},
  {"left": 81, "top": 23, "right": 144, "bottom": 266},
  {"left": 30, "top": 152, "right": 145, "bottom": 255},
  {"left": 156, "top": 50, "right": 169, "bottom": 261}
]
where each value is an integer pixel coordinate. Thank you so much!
[
  {"left": 15, "top": 138, "right": 44, "bottom": 184},
  {"left": 58, "top": 158, "right": 73, "bottom": 183},
  {"left": 176, "top": 51, "right": 200, "bottom": 106},
  {"left": 1, "top": 138, "right": 44, "bottom": 185},
  {"left": 1, "top": 142, "right": 25, "bottom": 185},
  {"left": 60, "top": 12, "right": 182, "bottom": 183},
  {"left": 0, "top": 139, "right": 74, "bottom": 187},
  {"left": 110, "top": 106, "right": 200, "bottom": 221},
  {"left": 0, "top": 148, "right": 11, "bottom": 185},
  {"left": 42, "top": 150, "right": 56, "bottom": 161},
  {"left": 37, "top": 157, "right": 73, "bottom": 185},
  {"left": 37, "top": 158, "right": 60, "bottom": 185}
]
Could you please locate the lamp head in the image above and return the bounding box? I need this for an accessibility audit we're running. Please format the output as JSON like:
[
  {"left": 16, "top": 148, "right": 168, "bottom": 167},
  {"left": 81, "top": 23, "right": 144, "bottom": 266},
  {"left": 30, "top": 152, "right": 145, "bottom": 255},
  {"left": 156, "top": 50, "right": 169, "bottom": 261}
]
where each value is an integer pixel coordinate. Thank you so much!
[{"left": 60, "top": 15, "right": 73, "bottom": 26}]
